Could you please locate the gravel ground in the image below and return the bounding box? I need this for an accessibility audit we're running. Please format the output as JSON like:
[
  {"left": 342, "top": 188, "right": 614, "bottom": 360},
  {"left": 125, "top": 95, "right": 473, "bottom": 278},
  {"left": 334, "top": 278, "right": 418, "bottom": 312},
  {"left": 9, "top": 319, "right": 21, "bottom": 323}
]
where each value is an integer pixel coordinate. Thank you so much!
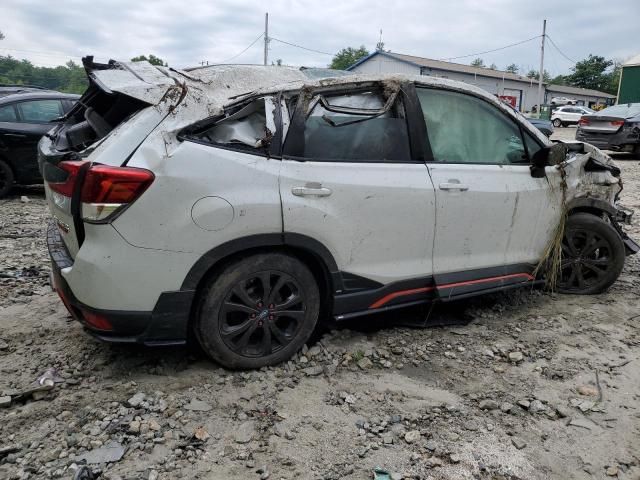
[{"left": 1, "top": 135, "right": 639, "bottom": 480}]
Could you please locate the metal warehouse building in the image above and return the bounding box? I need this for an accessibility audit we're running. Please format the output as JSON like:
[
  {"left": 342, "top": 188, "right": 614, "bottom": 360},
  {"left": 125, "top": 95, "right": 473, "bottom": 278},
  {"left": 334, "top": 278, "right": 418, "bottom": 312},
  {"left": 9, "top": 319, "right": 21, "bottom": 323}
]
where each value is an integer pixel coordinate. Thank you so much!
[{"left": 348, "top": 51, "right": 614, "bottom": 112}]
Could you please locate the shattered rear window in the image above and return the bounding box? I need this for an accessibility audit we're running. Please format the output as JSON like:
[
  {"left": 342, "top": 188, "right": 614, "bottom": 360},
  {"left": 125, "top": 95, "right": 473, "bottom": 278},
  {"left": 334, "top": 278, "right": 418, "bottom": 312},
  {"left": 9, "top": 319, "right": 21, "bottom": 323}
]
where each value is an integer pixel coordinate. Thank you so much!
[
  {"left": 184, "top": 97, "right": 277, "bottom": 153},
  {"left": 302, "top": 90, "right": 411, "bottom": 162}
]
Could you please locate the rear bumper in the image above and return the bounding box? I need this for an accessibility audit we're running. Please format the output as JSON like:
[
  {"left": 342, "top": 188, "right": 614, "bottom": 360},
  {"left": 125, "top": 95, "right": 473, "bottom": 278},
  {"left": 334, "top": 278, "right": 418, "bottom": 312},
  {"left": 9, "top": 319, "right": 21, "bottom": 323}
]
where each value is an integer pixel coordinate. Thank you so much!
[
  {"left": 576, "top": 129, "right": 640, "bottom": 151},
  {"left": 47, "top": 221, "right": 193, "bottom": 345}
]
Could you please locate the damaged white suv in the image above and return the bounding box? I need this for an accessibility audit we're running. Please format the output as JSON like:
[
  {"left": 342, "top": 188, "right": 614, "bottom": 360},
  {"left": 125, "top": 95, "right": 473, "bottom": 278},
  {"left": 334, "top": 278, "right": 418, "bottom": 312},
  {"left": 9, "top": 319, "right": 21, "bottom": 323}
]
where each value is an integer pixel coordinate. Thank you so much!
[{"left": 40, "top": 57, "right": 638, "bottom": 368}]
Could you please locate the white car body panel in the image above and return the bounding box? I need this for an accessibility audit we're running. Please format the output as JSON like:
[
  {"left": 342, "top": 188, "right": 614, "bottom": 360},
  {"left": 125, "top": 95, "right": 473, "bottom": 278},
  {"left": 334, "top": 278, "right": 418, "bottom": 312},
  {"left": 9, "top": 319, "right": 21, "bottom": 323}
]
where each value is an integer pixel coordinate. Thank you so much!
[
  {"left": 62, "top": 224, "right": 199, "bottom": 310},
  {"left": 552, "top": 107, "right": 593, "bottom": 124},
  {"left": 279, "top": 161, "right": 436, "bottom": 284},
  {"left": 115, "top": 140, "right": 282, "bottom": 254},
  {"left": 428, "top": 164, "right": 561, "bottom": 274}
]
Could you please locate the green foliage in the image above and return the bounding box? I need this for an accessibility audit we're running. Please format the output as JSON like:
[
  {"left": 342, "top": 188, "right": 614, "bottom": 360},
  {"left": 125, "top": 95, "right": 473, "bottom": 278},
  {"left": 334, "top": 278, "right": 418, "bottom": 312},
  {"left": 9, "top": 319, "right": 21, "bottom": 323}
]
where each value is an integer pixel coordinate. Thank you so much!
[
  {"left": 470, "top": 58, "right": 485, "bottom": 68},
  {"left": 505, "top": 63, "right": 519, "bottom": 74},
  {"left": 566, "top": 54, "right": 612, "bottom": 91},
  {"left": 526, "top": 69, "right": 551, "bottom": 83},
  {"left": 329, "top": 46, "right": 369, "bottom": 70},
  {"left": 489, "top": 63, "right": 497, "bottom": 70},
  {"left": 130, "top": 54, "right": 168, "bottom": 66},
  {"left": 0, "top": 56, "right": 88, "bottom": 94},
  {"left": 0, "top": 31, "right": 5, "bottom": 41}
]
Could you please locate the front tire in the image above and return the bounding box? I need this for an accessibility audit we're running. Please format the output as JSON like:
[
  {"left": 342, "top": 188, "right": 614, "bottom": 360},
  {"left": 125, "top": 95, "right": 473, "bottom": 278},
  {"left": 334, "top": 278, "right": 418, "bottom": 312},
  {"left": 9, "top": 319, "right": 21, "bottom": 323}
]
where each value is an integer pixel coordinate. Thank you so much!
[
  {"left": 0, "top": 159, "right": 14, "bottom": 198},
  {"left": 557, "top": 213, "right": 625, "bottom": 294},
  {"left": 195, "top": 253, "right": 320, "bottom": 369},
  {"left": 552, "top": 118, "right": 562, "bottom": 128}
]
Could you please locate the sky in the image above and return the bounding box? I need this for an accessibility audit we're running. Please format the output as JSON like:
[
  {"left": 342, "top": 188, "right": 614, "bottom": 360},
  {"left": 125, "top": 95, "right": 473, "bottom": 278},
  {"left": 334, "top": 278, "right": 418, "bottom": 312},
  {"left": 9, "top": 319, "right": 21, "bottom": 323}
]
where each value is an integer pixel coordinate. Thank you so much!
[{"left": 1, "top": 0, "right": 638, "bottom": 75}]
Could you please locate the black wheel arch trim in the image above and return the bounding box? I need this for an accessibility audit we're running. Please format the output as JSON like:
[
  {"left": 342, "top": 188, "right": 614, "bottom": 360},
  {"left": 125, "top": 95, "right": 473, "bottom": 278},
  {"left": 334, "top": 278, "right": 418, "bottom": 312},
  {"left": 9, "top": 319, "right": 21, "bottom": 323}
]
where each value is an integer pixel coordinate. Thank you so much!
[
  {"left": 565, "top": 197, "right": 617, "bottom": 217},
  {"left": 180, "top": 232, "right": 342, "bottom": 292}
]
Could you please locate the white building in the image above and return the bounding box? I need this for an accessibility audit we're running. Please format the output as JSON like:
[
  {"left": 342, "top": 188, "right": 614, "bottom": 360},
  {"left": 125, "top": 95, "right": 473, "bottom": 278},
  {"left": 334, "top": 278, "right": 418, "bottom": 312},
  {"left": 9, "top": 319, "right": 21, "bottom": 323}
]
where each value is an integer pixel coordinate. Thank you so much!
[{"left": 348, "top": 51, "right": 615, "bottom": 112}]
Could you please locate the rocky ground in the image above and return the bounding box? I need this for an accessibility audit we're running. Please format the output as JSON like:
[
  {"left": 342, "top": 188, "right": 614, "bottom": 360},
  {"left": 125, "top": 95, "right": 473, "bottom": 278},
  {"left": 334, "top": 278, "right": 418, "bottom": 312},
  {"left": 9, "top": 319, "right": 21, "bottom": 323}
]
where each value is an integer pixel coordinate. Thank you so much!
[{"left": 1, "top": 130, "right": 639, "bottom": 480}]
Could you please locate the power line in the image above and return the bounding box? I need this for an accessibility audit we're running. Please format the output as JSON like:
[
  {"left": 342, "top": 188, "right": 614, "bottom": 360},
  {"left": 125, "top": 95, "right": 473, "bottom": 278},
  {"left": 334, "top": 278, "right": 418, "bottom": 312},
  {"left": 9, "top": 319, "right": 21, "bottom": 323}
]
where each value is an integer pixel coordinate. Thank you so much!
[
  {"left": 269, "top": 37, "right": 333, "bottom": 56},
  {"left": 439, "top": 35, "right": 541, "bottom": 62},
  {"left": 546, "top": 35, "right": 576, "bottom": 64},
  {"left": 217, "top": 33, "right": 264, "bottom": 64}
]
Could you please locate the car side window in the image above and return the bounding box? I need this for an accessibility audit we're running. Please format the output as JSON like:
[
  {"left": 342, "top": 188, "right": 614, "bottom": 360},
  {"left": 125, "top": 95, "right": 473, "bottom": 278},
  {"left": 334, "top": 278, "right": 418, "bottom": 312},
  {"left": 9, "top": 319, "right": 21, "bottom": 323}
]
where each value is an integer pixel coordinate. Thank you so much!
[
  {"left": 301, "top": 90, "right": 411, "bottom": 162},
  {"left": 417, "top": 87, "right": 527, "bottom": 164},
  {"left": 181, "top": 97, "right": 279, "bottom": 156},
  {"left": 0, "top": 104, "right": 17, "bottom": 122},
  {"left": 17, "top": 100, "right": 64, "bottom": 123}
]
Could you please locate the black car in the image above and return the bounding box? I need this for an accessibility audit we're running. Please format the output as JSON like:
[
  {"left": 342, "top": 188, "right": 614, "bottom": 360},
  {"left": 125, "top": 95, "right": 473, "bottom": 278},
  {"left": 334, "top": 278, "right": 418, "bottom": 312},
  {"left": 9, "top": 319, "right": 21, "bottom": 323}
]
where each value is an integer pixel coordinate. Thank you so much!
[
  {"left": 0, "top": 91, "right": 79, "bottom": 197},
  {"left": 527, "top": 117, "right": 554, "bottom": 137},
  {"left": 0, "top": 84, "right": 51, "bottom": 98},
  {"left": 576, "top": 103, "right": 640, "bottom": 155}
]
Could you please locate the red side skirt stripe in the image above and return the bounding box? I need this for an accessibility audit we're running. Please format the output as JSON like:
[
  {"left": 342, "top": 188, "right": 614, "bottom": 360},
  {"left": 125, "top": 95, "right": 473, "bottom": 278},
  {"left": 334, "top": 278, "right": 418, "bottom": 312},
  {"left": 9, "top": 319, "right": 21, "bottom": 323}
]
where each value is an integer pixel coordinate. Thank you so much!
[{"left": 368, "top": 273, "right": 535, "bottom": 309}]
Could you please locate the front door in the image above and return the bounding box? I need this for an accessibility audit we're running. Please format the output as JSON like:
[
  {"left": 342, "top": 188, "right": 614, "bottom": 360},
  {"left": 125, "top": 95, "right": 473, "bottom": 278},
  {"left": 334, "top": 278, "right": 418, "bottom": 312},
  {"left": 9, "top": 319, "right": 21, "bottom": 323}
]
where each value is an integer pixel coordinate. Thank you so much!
[
  {"left": 415, "top": 86, "right": 562, "bottom": 297},
  {"left": 279, "top": 85, "right": 436, "bottom": 294}
]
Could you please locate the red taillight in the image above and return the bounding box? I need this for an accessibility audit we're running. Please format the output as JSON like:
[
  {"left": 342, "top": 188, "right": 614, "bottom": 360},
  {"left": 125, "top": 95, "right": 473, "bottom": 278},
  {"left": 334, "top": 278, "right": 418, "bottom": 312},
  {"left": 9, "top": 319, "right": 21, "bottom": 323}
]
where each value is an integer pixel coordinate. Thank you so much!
[
  {"left": 47, "top": 161, "right": 154, "bottom": 223},
  {"left": 47, "top": 161, "right": 86, "bottom": 197},
  {"left": 578, "top": 117, "right": 590, "bottom": 126},
  {"left": 82, "top": 310, "right": 113, "bottom": 331},
  {"left": 610, "top": 120, "right": 624, "bottom": 127},
  {"left": 81, "top": 165, "right": 155, "bottom": 204}
]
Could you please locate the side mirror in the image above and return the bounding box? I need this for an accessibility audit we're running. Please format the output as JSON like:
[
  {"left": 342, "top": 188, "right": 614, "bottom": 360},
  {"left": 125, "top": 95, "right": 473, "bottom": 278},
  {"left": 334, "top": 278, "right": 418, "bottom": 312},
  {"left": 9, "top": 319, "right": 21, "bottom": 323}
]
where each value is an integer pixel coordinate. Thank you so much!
[{"left": 530, "top": 143, "right": 568, "bottom": 178}]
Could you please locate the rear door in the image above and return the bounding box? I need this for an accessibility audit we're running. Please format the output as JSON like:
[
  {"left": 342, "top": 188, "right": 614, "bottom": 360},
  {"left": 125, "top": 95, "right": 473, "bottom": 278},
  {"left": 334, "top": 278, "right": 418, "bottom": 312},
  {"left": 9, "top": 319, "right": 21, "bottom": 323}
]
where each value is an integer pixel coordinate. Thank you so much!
[
  {"left": 9, "top": 99, "right": 65, "bottom": 182},
  {"left": 416, "top": 86, "right": 562, "bottom": 297},
  {"left": 279, "top": 84, "right": 436, "bottom": 290}
]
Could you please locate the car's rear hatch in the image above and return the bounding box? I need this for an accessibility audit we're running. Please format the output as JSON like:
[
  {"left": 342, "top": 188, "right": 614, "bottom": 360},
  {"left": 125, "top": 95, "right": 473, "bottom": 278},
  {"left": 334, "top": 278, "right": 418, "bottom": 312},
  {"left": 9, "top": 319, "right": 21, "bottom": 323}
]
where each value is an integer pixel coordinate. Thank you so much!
[
  {"left": 40, "top": 56, "right": 178, "bottom": 258},
  {"left": 578, "top": 115, "right": 626, "bottom": 134}
]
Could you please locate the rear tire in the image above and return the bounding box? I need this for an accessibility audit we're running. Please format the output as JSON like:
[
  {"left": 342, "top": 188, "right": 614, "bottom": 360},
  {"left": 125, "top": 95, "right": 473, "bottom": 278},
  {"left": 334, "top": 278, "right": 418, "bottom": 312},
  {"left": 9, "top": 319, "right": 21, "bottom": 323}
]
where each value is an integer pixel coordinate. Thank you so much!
[
  {"left": 552, "top": 118, "right": 562, "bottom": 128},
  {"left": 557, "top": 213, "right": 625, "bottom": 294},
  {"left": 0, "top": 159, "right": 14, "bottom": 198},
  {"left": 195, "top": 253, "right": 320, "bottom": 369}
]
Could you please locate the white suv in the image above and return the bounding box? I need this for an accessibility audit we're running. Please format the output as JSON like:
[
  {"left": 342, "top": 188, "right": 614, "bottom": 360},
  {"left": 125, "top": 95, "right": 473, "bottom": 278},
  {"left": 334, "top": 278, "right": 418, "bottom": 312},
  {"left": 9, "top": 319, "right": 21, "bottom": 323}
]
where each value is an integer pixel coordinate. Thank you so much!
[
  {"left": 551, "top": 105, "right": 595, "bottom": 127},
  {"left": 40, "top": 58, "right": 637, "bottom": 369}
]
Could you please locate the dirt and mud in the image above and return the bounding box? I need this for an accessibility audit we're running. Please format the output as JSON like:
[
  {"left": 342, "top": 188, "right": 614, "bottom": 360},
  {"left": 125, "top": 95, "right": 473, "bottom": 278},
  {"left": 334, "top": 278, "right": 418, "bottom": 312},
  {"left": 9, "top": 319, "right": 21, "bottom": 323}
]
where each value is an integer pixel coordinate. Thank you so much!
[{"left": 1, "top": 129, "right": 639, "bottom": 480}]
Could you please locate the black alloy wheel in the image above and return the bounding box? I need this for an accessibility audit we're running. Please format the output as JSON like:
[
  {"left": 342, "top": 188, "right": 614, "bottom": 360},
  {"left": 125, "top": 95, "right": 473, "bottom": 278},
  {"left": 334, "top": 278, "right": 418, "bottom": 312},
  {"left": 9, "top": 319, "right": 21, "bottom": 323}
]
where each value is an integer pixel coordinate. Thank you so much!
[
  {"left": 557, "top": 213, "right": 625, "bottom": 294},
  {"left": 220, "top": 271, "right": 306, "bottom": 357},
  {"left": 196, "top": 253, "right": 320, "bottom": 369}
]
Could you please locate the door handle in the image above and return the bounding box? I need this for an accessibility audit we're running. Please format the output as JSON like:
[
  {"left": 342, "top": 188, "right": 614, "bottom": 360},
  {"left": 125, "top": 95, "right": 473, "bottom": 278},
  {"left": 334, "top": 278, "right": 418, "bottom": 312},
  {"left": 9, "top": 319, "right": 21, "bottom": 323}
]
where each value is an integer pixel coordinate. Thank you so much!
[
  {"left": 439, "top": 182, "right": 469, "bottom": 191},
  {"left": 292, "top": 186, "right": 332, "bottom": 197}
]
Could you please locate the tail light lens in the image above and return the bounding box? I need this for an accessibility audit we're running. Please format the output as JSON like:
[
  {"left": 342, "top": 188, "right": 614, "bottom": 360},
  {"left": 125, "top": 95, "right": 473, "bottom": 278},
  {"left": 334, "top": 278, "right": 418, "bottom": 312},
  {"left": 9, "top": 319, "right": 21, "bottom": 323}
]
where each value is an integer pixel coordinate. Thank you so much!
[
  {"left": 610, "top": 120, "right": 624, "bottom": 127},
  {"left": 47, "top": 161, "right": 154, "bottom": 223},
  {"left": 81, "top": 165, "right": 154, "bottom": 222},
  {"left": 578, "top": 117, "right": 590, "bottom": 126}
]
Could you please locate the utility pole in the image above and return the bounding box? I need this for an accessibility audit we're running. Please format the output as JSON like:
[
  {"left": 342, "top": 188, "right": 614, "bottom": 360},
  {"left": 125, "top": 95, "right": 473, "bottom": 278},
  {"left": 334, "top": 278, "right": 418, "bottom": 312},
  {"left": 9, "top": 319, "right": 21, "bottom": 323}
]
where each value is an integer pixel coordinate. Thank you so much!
[
  {"left": 536, "top": 19, "right": 546, "bottom": 115},
  {"left": 263, "top": 12, "right": 269, "bottom": 66}
]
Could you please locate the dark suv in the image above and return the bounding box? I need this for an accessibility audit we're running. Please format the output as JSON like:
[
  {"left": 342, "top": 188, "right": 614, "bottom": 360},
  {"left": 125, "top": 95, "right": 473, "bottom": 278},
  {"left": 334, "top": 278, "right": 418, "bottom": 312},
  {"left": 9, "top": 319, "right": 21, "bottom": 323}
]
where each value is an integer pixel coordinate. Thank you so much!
[{"left": 0, "top": 91, "right": 79, "bottom": 197}]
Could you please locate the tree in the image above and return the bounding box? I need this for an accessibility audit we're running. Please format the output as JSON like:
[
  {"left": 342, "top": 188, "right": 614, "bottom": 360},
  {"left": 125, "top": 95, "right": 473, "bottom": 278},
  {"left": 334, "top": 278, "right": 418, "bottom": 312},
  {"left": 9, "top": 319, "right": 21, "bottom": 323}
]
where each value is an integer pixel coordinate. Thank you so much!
[
  {"left": 0, "top": 55, "right": 88, "bottom": 93},
  {"left": 271, "top": 59, "right": 283, "bottom": 66},
  {"left": 0, "top": 31, "right": 4, "bottom": 41},
  {"left": 329, "top": 46, "right": 369, "bottom": 70},
  {"left": 565, "top": 54, "right": 613, "bottom": 92},
  {"left": 130, "top": 54, "right": 168, "bottom": 66},
  {"left": 489, "top": 63, "right": 497, "bottom": 70},
  {"left": 470, "top": 58, "right": 485, "bottom": 68},
  {"left": 526, "top": 69, "right": 551, "bottom": 82},
  {"left": 505, "top": 63, "right": 519, "bottom": 74}
]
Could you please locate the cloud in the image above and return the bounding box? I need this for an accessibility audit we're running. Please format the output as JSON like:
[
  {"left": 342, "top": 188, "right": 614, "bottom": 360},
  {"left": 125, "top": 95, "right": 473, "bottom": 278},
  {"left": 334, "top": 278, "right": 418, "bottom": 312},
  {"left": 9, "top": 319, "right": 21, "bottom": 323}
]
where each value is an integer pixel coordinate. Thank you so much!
[{"left": 1, "top": 0, "right": 638, "bottom": 75}]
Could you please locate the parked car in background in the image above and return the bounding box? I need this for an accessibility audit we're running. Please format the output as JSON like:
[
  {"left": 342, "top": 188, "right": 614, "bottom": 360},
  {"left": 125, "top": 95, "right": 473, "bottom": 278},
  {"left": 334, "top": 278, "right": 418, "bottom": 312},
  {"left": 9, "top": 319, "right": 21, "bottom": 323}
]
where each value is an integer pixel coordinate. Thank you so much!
[
  {"left": 0, "top": 91, "right": 79, "bottom": 197},
  {"left": 527, "top": 117, "right": 554, "bottom": 137},
  {"left": 550, "top": 96, "right": 576, "bottom": 106},
  {"left": 576, "top": 103, "right": 640, "bottom": 155},
  {"left": 0, "top": 84, "right": 51, "bottom": 98},
  {"left": 551, "top": 105, "right": 595, "bottom": 127},
  {"left": 40, "top": 59, "right": 637, "bottom": 369}
]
